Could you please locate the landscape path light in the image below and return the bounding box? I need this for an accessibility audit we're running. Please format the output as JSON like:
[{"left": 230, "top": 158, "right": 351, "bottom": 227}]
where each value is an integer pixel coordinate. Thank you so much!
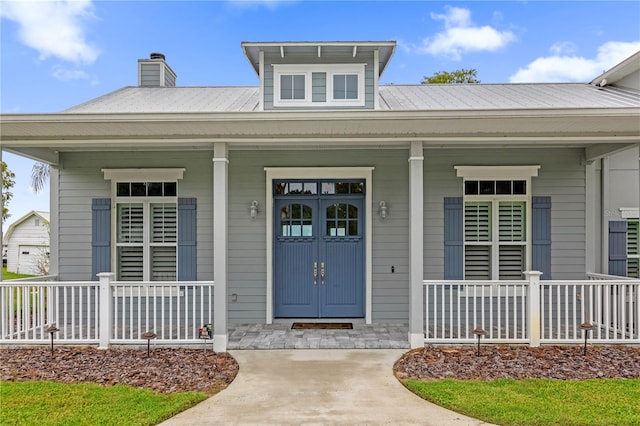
[
  {"left": 579, "top": 322, "right": 596, "bottom": 356},
  {"left": 473, "top": 327, "right": 486, "bottom": 357},
  {"left": 142, "top": 331, "right": 157, "bottom": 357},
  {"left": 46, "top": 325, "right": 59, "bottom": 356}
]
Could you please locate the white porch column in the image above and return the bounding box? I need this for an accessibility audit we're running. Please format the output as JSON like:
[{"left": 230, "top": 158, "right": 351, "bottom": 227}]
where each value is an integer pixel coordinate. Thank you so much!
[
  {"left": 524, "top": 270, "right": 542, "bottom": 347},
  {"left": 585, "top": 160, "right": 598, "bottom": 274},
  {"left": 213, "top": 143, "right": 229, "bottom": 352},
  {"left": 97, "top": 272, "right": 114, "bottom": 349},
  {"left": 601, "top": 157, "right": 610, "bottom": 274},
  {"left": 408, "top": 141, "right": 424, "bottom": 348},
  {"left": 49, "top": 165, "right": 59, "bottom": 278}
]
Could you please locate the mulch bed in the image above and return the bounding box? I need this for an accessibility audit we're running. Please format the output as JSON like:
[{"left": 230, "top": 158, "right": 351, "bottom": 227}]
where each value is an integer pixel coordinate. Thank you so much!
[
  {"left": 394, "top": 345, "right": 640, "bottom": 381},
  {"left": 2, "top": 345, "right": 639, "bottom": 395},
  {"left": 0, "top": 347, "right": 238, "bottom": 394}
]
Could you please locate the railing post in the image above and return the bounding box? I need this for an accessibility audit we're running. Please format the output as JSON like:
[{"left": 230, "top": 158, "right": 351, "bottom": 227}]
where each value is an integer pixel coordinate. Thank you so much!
[
  {"left": 524, "top": 271, "right": 542, "bottom": 347},
  {"left": 97, "top": 272, "right": 114, "bottom": 350}
]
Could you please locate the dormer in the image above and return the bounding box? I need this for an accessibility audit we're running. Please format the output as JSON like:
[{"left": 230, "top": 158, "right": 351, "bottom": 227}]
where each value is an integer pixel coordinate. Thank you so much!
[{"left": 242, "top": 41, "right": 396, "bottom": 111}]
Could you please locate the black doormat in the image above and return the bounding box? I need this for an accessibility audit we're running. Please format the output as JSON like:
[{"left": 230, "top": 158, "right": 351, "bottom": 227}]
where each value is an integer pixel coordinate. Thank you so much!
[{"left": 291, "top": 322, "right": 353, "bottom": 330}]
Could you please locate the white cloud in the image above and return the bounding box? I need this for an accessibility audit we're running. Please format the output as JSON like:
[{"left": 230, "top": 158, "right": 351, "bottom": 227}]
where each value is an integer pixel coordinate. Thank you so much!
[
  {"left": 412, "top": 6, "right": 516, "bottom": 60},
  {"left": 510, "top": 41, "right": 640, "bottom": 83},
  {"left": 51, "top": 64, "right": 89, "bottom": 81},
  {"left": 1, "top": 0, "right": 99, "bottom": 65},
  {"left": 549, "top": 41, "right": 577, "bottom": 56}
]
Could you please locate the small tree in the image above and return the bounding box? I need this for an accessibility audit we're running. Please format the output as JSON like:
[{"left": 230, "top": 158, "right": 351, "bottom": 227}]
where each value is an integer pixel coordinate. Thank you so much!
[
  {"left": 421, "top": 68, "right": 480, "bottom": 84},
  {"left": 2, "top": 161, "right": 16, "bottom": 223},
  {"left": 31, "top": 162, "right": 50, "bottom": 194},
  {"left": 34, "top": 221, "right": 51, "bottom": 276}
]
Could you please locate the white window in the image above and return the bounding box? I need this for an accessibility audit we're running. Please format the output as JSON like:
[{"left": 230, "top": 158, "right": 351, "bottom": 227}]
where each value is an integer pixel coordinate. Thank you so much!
[
  {"left": 332, "top": 74, "right": 358, "bottom": 100},
  {"left": 115, "top": 184, "right": 177, "bottom": 281},
  {"left": 280, "top": 74, "right": 305, "bottom": 100},
  {"left": 103, "top": 168, "right": 184, "bottom": 282},
  {"left": 455, "top": 166, "right": 540, "bottom": 281},
  {"left": 272, "top": 64, "right": 365, "bottom": 107},
  {"left": 628, "top": 220, "right": 639, "bottom": 278}
]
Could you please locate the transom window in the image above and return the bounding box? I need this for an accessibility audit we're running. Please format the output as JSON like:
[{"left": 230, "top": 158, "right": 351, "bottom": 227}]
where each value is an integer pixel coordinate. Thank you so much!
[
  {"left": 274, "top": 180, "right": 364, "bottom": 196},
  {"left": 117, "top": 182, "right": 176, "bottom": 197}
]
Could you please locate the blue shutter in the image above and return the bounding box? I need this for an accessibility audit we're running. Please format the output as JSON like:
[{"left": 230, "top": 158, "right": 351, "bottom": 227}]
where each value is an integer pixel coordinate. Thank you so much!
[
  {"left": 91, "top": 198, "right": 111, "bottom": 280},
  {"left": 444, "top": 197, "right": 463, "bottom": 280},
  {"left": 608, "top": 221, "right": 627, "bottom": 277},
  {"left": 532, "top": 196, "right": 551, "bottom": 280},
  {"left": 178, "top": 198, "right": 197, "bottom": 281}
]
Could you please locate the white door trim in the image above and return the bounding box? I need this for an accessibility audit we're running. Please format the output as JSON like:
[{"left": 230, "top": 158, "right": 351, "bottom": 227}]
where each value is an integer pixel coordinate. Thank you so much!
[{"left": 264, "top": 167, "right": 374, "bottom": 324}]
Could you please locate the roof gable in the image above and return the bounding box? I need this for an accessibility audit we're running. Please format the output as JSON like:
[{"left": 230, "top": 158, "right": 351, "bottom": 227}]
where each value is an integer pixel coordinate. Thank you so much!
[{"left": 3, "top": 211, "right": 50, "bottom": 243}]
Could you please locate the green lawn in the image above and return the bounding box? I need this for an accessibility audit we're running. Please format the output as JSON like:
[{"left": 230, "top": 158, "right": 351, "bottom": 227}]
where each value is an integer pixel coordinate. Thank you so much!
[
  {"left": 0, "top": 381, "right": 208, "bottom": 426},
  {"left": 2, "top": 267, "right": 34, "bottom": 280},
  {"left": 405, "top": 378, "right": 640, "bottom": 426}
]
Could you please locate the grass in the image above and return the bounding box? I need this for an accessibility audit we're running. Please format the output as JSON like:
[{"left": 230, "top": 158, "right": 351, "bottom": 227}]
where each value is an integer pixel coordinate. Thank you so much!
[
  {"left": 2, "top": 267, "right": 34, "bottom": 280},
  {"left": 0, "top": 381, "right": 208, "bottom": 426},
  {"left": 405, "top": 378, "right": 640, "bottom": 426}
]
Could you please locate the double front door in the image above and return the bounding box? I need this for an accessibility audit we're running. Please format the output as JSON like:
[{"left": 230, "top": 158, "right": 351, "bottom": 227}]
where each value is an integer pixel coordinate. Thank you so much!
[{"left": 274, "top": 182, "right": 364, "bottom": 318}]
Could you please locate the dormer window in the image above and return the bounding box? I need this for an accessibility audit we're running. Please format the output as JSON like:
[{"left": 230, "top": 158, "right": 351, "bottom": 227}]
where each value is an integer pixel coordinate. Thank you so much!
[
  {"left": 280, "top": 74, "right": 305, "bottom": 100},
  {"left": 333, "top": 74, "right": 358, "bottom": 100},
  {"left": 273, "top": 64, "right": 365, "bottom": 107}
]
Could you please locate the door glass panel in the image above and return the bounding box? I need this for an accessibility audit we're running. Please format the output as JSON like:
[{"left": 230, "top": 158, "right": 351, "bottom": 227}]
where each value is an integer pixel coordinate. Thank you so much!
[
  {"left": 326, "top": 203, "right": 358, "bottom": 236},
  {"left": 281, "top": 204, "right": 313, "bottom": 237}
]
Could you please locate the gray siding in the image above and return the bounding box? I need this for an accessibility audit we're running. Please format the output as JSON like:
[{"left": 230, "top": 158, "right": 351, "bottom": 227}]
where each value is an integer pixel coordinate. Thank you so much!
[
  {"left": 57, "top": 151, "right": 213, "bottom": 281},
  {"left": 312, "top": 72, "right": 326, "bottom": 103},
  {"left": 424, "top": 148, "right": 587, "bottom": 280},
  {"left": 57, "top": 146, "right": 589, "bottom": 325},
  {"left": 228, "top": 149, "right": 409, "bottom": 324},
  {"left": 262, "top": 51, "right": 376, "bottom": 110},
  {"left": 140, "top": 63, "right": 161, "bottom": 87},
  {"left": 607, "top": 146, "right": 639, "bottom": 219}
]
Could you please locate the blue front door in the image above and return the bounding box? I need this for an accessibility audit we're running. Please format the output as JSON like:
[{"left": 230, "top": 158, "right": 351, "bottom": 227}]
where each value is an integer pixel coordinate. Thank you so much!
[{"left": 274, "top": 180, "right": 365, "bottom": 318}]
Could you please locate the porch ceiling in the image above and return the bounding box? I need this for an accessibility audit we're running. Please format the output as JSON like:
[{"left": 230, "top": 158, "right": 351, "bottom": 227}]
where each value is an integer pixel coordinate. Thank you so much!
[{"left": 2, "top": 108, "right": 639, "bottom": 163}]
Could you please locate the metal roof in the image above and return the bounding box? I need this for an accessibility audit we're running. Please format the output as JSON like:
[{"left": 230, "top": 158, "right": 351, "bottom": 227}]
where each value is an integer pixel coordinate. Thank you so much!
[
  {"left": 378, "top": 83, "right": 640, "bottom": 110},
  {"left": 64, "top": 87, "right": 260, "bottom": 113},
  {"left": 63, "top": 83, "right": 639, "bottom": 114}
]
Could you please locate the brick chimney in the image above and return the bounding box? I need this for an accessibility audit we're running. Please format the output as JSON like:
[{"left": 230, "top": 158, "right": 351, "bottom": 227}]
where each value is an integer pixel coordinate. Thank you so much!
[{"left": 138, "top": 52, "right": 176, "bottom": 87}]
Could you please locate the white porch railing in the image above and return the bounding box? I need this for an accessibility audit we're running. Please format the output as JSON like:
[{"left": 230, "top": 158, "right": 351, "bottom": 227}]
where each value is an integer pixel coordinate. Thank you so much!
[
  {"left": 424, "top": 273, "right": 640, "bottom": 346},
  {"left": 0, "top": 274, "right": 214, "bottom": 348}
]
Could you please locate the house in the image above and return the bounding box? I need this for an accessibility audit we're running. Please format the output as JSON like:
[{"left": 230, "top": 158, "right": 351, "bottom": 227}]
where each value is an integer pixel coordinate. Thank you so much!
[
  {"left": 1, "top": 42, "right": 639, "bottom": 351},
  {"left": 2, "top": 211, "right": 50, "bottom": 275}
]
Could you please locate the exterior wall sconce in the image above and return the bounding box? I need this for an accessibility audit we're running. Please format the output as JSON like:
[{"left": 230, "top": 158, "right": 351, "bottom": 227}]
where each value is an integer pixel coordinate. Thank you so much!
[
  {"left": 379, "top": 201, "right": 388, "bottom": 220},
  {"left": 249, "top": 200, "right": 259, "bottom": 219}
]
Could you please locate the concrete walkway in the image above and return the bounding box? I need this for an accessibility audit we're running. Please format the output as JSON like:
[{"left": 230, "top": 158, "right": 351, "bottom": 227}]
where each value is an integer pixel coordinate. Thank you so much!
[{"left": 160, "top": 350, "right": 492, "bottom": 426}]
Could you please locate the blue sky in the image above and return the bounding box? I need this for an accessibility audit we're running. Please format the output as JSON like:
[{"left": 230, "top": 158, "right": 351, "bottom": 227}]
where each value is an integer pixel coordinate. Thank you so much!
[{"left": 2, "top": 0, "right": 640, "bottom": 232}]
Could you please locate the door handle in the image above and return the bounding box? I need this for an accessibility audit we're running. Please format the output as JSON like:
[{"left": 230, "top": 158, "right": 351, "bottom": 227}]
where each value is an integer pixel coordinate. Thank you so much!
[
  {"left": 313, "top": 262, "right": 318, "bottom": 285},
  {"left": 320, "top": 262, "right": 325, "bottom": 285}
]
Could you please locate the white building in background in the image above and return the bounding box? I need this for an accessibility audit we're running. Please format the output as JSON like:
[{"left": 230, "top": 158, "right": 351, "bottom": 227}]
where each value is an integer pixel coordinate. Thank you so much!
[{"left": 3, "top": 211, "right": 50, "bottom": 275}]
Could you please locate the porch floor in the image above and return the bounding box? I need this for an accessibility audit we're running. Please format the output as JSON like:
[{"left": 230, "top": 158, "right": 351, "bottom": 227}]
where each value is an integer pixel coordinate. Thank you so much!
[{"left": 227, "top": 323, "right": 410, "bottom": 350}]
